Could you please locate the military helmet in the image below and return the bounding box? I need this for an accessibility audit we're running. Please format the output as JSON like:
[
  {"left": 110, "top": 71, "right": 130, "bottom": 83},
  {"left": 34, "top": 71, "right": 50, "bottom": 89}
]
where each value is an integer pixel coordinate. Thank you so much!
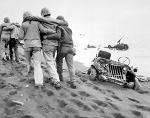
[
  {"left": 41, "top": 7, "right": 51, "bottom": 16},
  {"left": 23, "top": 11, "right": 31, "bottom": 20},
  {"left": 4, "top": 17, "right": 10, "bottom": 23},
  {"left": 56, "top": 15, "right": 65, "bottom": 21}
]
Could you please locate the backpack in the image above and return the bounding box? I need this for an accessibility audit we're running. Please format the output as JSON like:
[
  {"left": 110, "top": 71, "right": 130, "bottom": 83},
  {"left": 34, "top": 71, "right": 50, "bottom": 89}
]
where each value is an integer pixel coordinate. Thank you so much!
[{"left": 59, "top": 26, "right": 73, "bottom": 45}]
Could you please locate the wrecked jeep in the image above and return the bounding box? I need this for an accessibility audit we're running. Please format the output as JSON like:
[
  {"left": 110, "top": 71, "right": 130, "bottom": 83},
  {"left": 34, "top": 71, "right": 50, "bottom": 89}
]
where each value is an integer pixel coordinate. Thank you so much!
[{"left": 87, "top": 50, "right": 138, "bottom": 86}]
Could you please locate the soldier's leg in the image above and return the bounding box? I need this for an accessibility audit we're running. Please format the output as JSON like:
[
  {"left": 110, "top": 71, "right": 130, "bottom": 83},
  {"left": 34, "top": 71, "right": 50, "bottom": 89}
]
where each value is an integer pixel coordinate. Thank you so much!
[
  {"left": 65, "top": 53, "right": 76, "bottom": 89},
  {"left": 14, "top": 39, "right": 19, "bottom": 62},
  {"left": 8, "top": 38, "right": 15, "bottom": 61},
  {"left": 0, "top": 39, "right": 7, "bottom": 60},
  {"left": 42, "top": 45, "right": 61, "bottom": 89},
  {"left": 32, "top": 47, "right": 43, "bottom": 86},
  {"left": 24, "top": 47, "right": 32, "bottom": 74},
  {"left": 56, "top": 53, "right": 65, "bottom": 81},
  {"left": 65, "top": 53, "right": 75, "bottom": 82}
]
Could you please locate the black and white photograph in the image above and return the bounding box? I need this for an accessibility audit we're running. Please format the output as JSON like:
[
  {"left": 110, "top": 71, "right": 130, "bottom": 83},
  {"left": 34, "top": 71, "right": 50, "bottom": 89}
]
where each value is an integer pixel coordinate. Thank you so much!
[{"left": 0, "top": 0, "right": 150, "bottom": 118}]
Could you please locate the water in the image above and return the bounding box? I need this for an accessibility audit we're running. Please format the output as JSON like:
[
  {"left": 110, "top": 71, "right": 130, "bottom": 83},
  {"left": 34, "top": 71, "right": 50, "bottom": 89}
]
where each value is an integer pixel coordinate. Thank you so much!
[{"left": 73, "top": 34, "right": 150, "bottom": 77}]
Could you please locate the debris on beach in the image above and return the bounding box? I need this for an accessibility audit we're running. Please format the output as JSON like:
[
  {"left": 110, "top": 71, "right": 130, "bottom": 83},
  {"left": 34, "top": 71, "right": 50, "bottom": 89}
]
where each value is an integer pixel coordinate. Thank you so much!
[{"left": 11, "top": 100, "right": 24, "bottom": 105}]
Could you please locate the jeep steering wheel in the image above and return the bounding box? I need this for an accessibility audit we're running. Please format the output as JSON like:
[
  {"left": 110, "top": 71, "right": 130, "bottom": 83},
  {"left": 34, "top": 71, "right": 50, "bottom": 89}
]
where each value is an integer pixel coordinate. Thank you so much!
[{"left": 118, "top": 56, "right": 130, "bottom": 65}]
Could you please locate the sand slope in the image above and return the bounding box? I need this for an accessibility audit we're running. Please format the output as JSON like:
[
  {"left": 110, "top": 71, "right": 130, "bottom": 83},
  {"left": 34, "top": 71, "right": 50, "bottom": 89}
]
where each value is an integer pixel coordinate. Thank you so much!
[{"left": 0, "top": 48, "right": 150, "bottom": 118}]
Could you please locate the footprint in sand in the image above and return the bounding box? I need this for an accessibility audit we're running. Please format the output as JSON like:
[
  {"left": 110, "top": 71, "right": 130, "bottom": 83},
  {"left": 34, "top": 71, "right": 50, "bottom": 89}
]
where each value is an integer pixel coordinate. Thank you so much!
[
  {"left": 9, "top": 90, "right": 17, "bottom": 95},
  {"left": 0, "top": 79, "right": 5, "bottom": 83},
  {"left": 74, "top": 114, "right": 89, "bottom": 118},
  {"left": 0, "top": 79, "right": 7, "bottom": 89},
  {"left": 80, "top": 78, "right": 88, "bottom": 82},
  {"left": 131, "top": 110, "right": 144, "bottom": 118},
  {"left": 112, "top": 113, "right": 128, "bottom": 118},
  {"left": 58, "top": 108, "right": 63, "bottom": 114},
  {"left": 70, "top": 98, "right": 92, "bottom": 111},
  {"left": 59, "top": 92, "right": 68, "bottom": 98},
  {"left": 105, "top": 97, "right": 112, "bottom": 101},
  {"left": 107, "top": 102, "right": 119, "bottom": 110},
  {"left": 14, "top": 64, "right": 27, "bottom": 75},
  {"left": 5, "top": 108, "right": 24, "bottom": 117},
  {"left": 0, "top": 83, "right": 7, "bottom": 89},
  {"left": 128, "top": 97, "right": 140, "bottom": 103},
  {"left": 93, "top": 99, "right": 108, "bottom": 107},
  {"left": 111, "top": 94, "right": 122, "bottom": 101},
  {"left": 1, "top": 83, "right": 14, "bottom": 90},
  {"left": 86, "top": 82, "right": 94, "bottom": 87},
  {"left": 90, "top": 103, "right": 99, "bottom": 110},
  {"left": 64, "top": 106, "right": 78, "bottom": 114},
  {"left": 57, "top": 99, "right": 68, "bottom": 108},
  {"left": 46, "top": 90, "right": 54, "bottom": 97},
  {"left": 0, "top": 72, "right": 14, "bottom": 77},
  {"left": 97, "top": 108, "right": 105, "bottom": 114},
  {"left": 63, "top": 114, "right": 72, "bottom": 118},
  {"left": 93, "top": 85, "right": 100, "bottom": 91},
  {"left": 106, "top": 90, "right": 115, "bottom": 94},
  {"left": 70, "top": 92, "right": 78, "bottom": 97},
  {"left": 9, "top": 84, "right": 22, "bottom": 90},
  {"left": 37, "top": 104, "right": 50, "bottom": 113},
  {"left": 15, "top": 64, "right": 26, "bottom": 71},
  {"left": 91, "top": 85, "right": 107, "bottom": 95},
  {"left": 29, "top": 93, "right": 36, "bottom": 99},
  {"left": 93, "top": 86, "right": 104, "bottom": 93},
  {"left": 21, "top": 115, "right": 34, "bottom": 118},
  {"left": 4, "top": 99, "right": 25, "bottom": 116},
  {"left": 78, "top": 91, "right": 91, "bottom": 97},
  {"left": 134, "top": 105, "right": 150, "bottom": 112}
]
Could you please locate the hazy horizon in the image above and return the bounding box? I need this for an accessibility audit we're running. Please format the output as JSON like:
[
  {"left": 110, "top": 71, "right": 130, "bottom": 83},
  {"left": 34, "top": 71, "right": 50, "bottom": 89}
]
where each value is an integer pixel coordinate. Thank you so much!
[{"left": 1, "top": 0, "right": 150, "bottom": 39}]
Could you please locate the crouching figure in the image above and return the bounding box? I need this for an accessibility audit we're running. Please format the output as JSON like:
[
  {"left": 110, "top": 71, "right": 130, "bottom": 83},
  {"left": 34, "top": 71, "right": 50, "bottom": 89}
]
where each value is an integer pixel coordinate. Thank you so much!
[{"left": 123, "top": 67, "right": 141, "bottom": 90}]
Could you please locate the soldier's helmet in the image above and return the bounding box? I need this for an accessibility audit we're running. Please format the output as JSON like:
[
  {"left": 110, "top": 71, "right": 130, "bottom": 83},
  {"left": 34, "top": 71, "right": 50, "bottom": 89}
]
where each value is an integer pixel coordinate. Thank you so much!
[
  {"left": 56, "top": 15, "right": 65, "bottom": 21},
  {"left": 4, "top": 17, "right": 10, "bottom": 23},
  {"left": 41, "top": 7, "right": 51, "bottom": 17},
  {"left": 23, "top": 11, "right": 31, "bottom": 20}
]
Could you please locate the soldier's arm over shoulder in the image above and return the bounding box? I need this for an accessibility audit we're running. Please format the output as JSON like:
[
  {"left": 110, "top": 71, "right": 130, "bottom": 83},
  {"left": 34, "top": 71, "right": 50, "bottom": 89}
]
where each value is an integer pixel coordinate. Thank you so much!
[
  {"left": 24, "top": 14, "right": 68, "bottom": 26},
  {"left": 38, "top": 23, "right": 56, "bottom": 34},
  {"left": 46, "top": 26, "right": 62, "bottom": 40},
  {"left": 35, "top": 16, "right": 68, "bottom": 25},
  {"left": 58, "top": 20, "right": 68, "bottom": 26},
  {"left": 3, "top": 24, "right": 14, "bottom": 30}
]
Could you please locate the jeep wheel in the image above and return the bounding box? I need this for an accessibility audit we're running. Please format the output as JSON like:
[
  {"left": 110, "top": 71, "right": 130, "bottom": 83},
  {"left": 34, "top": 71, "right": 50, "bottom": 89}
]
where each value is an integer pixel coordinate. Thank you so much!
[
  {"left": 108, "top": 45, "right": 111, "bottom": 49},
  {"left": 124, "top": 45, "right": 128, "bottom": 50}
]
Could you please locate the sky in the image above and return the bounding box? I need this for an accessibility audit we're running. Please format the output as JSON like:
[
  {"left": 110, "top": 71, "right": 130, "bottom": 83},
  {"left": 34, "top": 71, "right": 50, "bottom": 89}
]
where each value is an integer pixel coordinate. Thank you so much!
[{"left": 1, "top": 0, "right": 150, "bottom": 40}]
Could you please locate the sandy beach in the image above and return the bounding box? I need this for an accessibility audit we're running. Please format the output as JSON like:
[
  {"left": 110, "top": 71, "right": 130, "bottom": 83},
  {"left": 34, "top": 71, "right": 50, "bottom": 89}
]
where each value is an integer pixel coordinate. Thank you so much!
[
  {"left": 0, "top": 0, "right": 150, "bottom": 117},
  {"left": 0, "top": 45, "right": 149, "bottom": 118}
]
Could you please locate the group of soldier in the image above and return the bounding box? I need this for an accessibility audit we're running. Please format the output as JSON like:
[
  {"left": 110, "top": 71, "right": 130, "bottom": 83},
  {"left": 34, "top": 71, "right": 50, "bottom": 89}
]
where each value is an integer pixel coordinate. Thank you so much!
[{"left": 0, "top": 7, "right": 76, "bottom": 90}]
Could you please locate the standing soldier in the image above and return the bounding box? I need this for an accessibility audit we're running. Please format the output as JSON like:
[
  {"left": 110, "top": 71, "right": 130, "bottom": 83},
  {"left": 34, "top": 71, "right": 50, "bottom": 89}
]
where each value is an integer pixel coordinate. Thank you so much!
[
  {"left": 0, "top": 17, "right": 12, "bottom": 61},
  {"left": 40, "top": 8, "right": 62, "bottom": 90},
  {"left": 18, "top": 11, "right": 55, "bottom": 88},
  {"left": 56, "top": 15, "right": 77, "bottom": 89},
  {"left": 5, "top": 22, "right": 20, "bottom": 62},
  {"left": 22, "top": 8, "right": 68, "bottom": 90}
]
